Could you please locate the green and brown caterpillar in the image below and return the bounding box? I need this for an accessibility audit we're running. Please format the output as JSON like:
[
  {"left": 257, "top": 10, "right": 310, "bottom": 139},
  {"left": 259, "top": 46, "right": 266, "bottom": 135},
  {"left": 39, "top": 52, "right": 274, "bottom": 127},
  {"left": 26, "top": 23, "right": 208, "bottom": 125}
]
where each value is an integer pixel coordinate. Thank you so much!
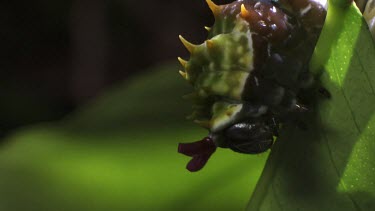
[{"left": 178, "top": 0, "right": 327, "bottom": 172}]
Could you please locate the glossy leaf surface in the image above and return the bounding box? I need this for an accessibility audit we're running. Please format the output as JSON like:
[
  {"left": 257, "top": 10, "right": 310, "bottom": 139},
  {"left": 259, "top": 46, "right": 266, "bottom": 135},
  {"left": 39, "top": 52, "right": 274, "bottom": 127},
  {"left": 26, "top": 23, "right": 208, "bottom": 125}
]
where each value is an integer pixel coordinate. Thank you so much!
[{"left": 248, "top": 2, "right": 375, "bottom": 210}]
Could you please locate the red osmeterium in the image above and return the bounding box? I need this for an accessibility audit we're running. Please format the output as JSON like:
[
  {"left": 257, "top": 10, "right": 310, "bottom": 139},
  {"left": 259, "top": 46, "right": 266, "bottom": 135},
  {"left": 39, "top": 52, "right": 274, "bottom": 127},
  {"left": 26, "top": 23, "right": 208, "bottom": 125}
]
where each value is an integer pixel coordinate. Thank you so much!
[{"left": 178, "top": 137, "right": 217, "bottom": 172}]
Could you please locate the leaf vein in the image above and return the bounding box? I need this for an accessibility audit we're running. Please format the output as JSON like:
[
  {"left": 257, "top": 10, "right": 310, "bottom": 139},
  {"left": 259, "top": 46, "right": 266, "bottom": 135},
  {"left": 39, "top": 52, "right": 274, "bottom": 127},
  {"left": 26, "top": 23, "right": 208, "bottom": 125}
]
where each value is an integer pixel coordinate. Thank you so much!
[
  {"left": 354, "top": 49, "right": 375, "bottom": 97},
  {"left": 332, "top": 56, "right": 362, "bottom": 133},
  {"left": 271, "top": 182, "right": 284, "bottom": 211},
  {"left": 319, "top": 115, "right": 361, "bottom": 211}
]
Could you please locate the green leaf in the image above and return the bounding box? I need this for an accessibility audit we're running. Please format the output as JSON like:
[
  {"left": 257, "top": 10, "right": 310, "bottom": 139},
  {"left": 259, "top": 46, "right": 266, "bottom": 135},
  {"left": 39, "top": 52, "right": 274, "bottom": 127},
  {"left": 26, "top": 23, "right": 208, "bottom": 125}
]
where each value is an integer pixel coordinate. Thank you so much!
[
  {"left": 0, "top": 64, "right": 268, "bottom": 211},
  {"left": 248, "top": 2, "right": 375, "bottom": 211}
]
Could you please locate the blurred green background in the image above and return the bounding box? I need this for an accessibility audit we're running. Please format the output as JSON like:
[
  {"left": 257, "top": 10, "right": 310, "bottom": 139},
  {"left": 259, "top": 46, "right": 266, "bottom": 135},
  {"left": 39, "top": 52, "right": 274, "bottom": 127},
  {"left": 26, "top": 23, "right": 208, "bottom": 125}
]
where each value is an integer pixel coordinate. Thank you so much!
[
  {"left": 0, "top": 1, "right": 268, "bottom": 210},
  {"left": 0, "top": 64, "right": 268, "bottom": 210}
]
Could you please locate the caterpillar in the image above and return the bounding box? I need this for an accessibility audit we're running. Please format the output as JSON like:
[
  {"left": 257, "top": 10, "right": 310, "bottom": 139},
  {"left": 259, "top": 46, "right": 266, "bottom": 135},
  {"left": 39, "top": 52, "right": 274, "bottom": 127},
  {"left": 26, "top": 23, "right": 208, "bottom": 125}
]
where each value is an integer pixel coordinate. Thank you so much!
[
  {"left": 364, "top": 0, "right": 375, "bottom": 40},
  {"left": 177, "top": 0, "right": 327, "bottom": 172}
]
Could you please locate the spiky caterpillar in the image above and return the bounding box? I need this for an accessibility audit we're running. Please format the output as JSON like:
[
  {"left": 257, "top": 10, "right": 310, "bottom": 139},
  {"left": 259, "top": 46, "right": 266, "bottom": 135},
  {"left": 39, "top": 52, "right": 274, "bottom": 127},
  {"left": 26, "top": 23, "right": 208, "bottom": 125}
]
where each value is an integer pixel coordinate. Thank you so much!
[
  {"left": 364, "top": 0, "right": 375, "bottom": 39},
  {"left": 178, "top": 0, "right": 327, "bottom": 172}
]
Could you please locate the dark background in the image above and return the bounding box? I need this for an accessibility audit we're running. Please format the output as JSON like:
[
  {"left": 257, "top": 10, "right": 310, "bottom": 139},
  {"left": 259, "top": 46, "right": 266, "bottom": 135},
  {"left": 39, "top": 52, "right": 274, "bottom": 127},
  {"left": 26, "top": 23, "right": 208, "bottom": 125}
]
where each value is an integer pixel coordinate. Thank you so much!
[
  {"left": 0, "top": 0, "right": 368, "bottom": 135},
  {"left": 0, "top": 0, "right": 237, "bottom": 134}
]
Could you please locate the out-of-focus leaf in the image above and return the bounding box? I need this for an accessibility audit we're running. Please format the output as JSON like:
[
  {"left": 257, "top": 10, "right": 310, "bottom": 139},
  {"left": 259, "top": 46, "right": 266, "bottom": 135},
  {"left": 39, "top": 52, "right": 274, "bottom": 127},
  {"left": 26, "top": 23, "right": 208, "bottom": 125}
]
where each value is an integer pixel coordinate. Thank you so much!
[
  {"left": 248, "top": 2, "right": 375, "bottom": 211},
  {"left": 0, "top": 64, "right": 268, "bottom": 211}
]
